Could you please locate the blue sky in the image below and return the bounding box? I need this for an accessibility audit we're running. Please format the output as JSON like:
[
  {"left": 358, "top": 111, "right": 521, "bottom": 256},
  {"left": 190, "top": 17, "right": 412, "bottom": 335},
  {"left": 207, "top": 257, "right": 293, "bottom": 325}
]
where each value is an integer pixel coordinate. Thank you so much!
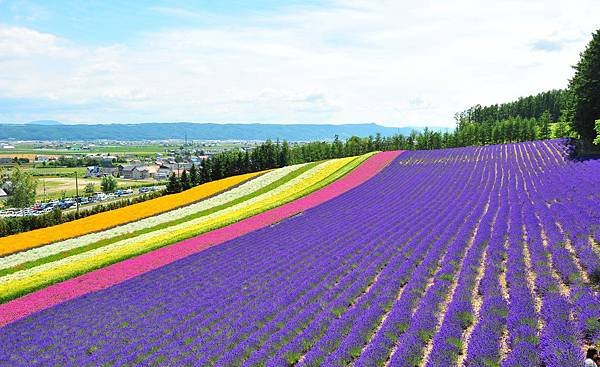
[
  {"left": 0, "top": 0, "right": 598, "bottom": 127},
  {"left": 0, "top": 1, "right": 325, "bottom": 44}
]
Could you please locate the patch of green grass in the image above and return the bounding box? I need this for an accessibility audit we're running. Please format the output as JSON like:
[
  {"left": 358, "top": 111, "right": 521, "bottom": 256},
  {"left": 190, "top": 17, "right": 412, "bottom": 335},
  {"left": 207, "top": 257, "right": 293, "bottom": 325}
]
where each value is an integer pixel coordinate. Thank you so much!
[
  {"left": 439, "top": 273, "right": 454, "bottom": 281},
  {"left": 417, "top": 328, "right": 435, "bottom": 343},
  {"left": 446, "top": 336, "right": 463, "bottom": 350},
  {"left": 284, "top": 351, "right": 301, "bottom": 366},
  {"left": 349, "top": 345, "right": 362, "bottom": 359},
  {"left": 458, "top": 311, "right": 475, "bottom": 329},
  {"left": 331, "top": 306, "right": 347, "bottom": 318}
]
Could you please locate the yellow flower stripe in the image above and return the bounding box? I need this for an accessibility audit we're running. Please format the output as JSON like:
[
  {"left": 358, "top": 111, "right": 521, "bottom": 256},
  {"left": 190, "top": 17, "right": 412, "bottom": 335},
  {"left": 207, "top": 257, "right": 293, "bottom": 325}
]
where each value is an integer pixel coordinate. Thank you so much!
[
  {"left": 0, "top": 157, "right": 359, "bottom": 300},
  {"left": 0, "top": 171, "right": 264, "bottom": 257}
]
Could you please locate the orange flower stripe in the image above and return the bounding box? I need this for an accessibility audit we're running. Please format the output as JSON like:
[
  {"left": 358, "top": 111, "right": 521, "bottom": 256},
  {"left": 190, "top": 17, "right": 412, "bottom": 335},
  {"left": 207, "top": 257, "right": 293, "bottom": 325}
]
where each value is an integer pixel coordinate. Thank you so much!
[{"left": 0, "top": 171, "right": 264, "bottom": 257}]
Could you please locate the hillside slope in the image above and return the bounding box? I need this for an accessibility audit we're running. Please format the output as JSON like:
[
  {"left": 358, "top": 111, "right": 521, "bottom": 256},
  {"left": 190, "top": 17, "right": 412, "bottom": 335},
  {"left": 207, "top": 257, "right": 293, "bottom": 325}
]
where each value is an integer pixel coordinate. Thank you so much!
[{"left": 0, "top": 140, "right": 598, "bottom": 366}]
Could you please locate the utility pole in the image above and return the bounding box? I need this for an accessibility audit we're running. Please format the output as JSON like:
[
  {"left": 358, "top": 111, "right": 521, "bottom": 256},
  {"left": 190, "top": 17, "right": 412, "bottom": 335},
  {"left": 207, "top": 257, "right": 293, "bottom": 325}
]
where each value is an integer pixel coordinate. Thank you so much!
[{"left": 75, "top": 170, "right": 80, "bottom": 216}]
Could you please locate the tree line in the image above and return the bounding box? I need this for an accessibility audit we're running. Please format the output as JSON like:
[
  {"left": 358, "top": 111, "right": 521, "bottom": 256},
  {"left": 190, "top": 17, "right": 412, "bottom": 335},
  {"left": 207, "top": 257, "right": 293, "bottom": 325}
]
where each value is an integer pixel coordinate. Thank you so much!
[
  {"left": 163, "top": 124, "right": 548, "bottom": 194},
  {"left": 454, "top": 89, "right": 569, "bottom": 126}
]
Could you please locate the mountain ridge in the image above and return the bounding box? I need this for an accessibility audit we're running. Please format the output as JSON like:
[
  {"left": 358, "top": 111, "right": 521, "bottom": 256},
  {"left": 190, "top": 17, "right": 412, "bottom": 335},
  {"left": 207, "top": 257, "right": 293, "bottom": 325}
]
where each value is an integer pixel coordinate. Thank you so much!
[{"left": 0, "top": 122, "right": 435, "bottom": 141}]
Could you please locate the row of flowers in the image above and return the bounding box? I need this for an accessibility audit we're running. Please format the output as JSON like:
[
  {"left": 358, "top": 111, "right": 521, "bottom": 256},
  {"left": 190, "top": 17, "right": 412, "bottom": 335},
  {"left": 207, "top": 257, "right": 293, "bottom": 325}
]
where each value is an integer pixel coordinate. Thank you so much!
[
  {"left": 0, "top": 155, "right": 371, "bottom": 303},
  {"left": 0, "top": 151, "right": 398, "bottom": 328},
  {"left": 0, "top": 170, "right": 264, "bottom": 256},
  {"left": 0, "top": 162, "right": 309, "bottom": 272}
]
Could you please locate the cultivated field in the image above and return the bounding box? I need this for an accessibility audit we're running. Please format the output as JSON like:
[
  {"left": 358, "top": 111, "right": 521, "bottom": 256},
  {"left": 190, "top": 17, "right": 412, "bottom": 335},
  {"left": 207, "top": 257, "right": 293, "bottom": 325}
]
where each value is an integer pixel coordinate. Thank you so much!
[{"left": 0, "top": 140, "right": 598, "bottom": 367}]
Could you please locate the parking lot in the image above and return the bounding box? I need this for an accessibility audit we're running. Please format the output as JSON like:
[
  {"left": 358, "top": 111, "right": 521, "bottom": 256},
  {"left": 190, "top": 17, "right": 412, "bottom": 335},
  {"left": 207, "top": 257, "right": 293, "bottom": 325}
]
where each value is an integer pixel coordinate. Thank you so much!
[{"left": 0, "top": 186, "right": 164, "bottom": 218}]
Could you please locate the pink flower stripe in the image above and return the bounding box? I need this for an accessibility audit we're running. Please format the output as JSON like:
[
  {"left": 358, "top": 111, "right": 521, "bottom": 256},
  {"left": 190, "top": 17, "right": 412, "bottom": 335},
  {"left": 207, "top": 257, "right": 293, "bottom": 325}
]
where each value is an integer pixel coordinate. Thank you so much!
[{"left": 0, "top": 151, "right": 402, "bottom": 327}]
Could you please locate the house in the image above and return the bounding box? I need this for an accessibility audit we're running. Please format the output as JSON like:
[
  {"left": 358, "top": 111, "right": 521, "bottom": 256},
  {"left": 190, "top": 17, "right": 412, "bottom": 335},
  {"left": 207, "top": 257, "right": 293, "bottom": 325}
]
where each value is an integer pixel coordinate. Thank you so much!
[
  {"left": 0, "top": 188, "right": 7, "bottom": 197},
  {"left": 0, "top": 158, "right": 13, "bottom": 164},
  {"left": 85, "top": 166, "right": 119, "bottom": 178},
  {"left": 85, "top": 166, "right": 100, "bottom": 178},
  {"left": 119, "top": 165, "right": 149, "bottom": 180},
  {"left": 163, "top": 162, "right": 193, "bottom": 172},
  {"left": 100, "top": 167, "right": 119, "bottom": 177},
  {"left": 35, "top": 155, "right": 50, "bottom": 163},
  {"left": 146, "top": 165, "right": 159, "bottom": 179},
  {"left": 155, "top": 165, "right": 172, "bottom": 181}
]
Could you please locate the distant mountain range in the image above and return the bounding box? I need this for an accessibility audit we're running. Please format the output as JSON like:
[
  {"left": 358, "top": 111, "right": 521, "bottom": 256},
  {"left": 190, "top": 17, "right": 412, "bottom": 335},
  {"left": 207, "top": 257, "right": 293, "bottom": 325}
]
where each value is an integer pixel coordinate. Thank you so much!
[
  {"left": 0, "top": 122, "right": 432, "bottom": 141},
  {"left": 26, "top": 120, "right": 64, "bottom": 126}
]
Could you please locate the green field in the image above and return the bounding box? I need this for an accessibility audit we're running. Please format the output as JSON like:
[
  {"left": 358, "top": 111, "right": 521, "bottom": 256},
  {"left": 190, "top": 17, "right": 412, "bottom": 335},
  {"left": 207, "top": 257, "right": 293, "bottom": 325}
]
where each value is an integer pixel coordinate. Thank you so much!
[
  {"left": 2, "top": 141, "right": 246, "bottom": 156},
  {"left": 4, "top": 145, "right": 169, "bottom": 156},
  {"left": 26, "top": 167, "right": 88, "bottom": 177},
  {"left": 36, "top": 177, "right": 159, "bottom": 201}
]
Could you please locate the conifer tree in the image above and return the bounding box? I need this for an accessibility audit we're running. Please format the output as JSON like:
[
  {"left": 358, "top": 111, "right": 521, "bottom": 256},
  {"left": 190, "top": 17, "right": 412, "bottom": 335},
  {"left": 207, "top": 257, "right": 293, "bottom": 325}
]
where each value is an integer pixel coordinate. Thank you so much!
[
  {"left": 166, "top": 172, "right": 181, "bottom": 194},
  {"left": 569, "top": 29, "right": 600, "bottom": 145},
  {"left": 189, "top": 164, "right": 199, "bottom": 186},
  {"left": 180, "top": 170, "right": 191, "bottom": 191}
]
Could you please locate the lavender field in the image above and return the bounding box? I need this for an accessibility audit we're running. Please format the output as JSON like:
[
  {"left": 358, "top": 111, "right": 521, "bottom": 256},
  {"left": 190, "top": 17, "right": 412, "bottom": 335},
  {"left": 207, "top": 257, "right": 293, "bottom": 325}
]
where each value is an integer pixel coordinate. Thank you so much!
[{"left": 1, "top": 140, "right": 599, "bottom": 367}]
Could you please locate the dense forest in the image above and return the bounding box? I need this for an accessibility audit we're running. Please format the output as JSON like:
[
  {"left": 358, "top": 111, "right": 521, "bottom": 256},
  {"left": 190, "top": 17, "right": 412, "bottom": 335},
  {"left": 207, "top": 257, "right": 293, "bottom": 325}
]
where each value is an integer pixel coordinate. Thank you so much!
[{"left": 454, "top": 89, "right": 569, "bottom": 125}]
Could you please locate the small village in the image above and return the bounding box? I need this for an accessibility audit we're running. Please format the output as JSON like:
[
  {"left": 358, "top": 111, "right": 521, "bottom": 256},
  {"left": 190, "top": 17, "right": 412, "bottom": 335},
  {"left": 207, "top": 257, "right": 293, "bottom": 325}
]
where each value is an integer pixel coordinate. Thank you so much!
[{"left": 0, "top": 139, "right": 258, "bottom": 216}]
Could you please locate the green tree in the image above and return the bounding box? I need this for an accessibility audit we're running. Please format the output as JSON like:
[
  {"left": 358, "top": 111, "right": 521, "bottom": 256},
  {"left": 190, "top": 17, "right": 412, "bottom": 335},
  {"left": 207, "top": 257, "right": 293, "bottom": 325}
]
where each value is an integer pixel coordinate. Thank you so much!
[
  {"left": 553, "top": 117, "right": 575, "bottom": 139},
  {"left": 166, "top": 172, "right": 181, "bottom": 194},
  {"left": 51, "top": 207, "right": 62, "bottom": 224},
  {"left": 6, "top": 167, "right": 38, "bottom": 208},
  {"left": 100, "top": 175, "right": 117, "bottom": 193},
  {"left": 538, "top": 110, "right": 551, "bottom": 139},
  {"left": 200, "top": 158, "right": 211, "bottom": 183},
  {"left": 84, "top": 183, "right": 96, "bottom": 195},
  {"left": 180, "top": 170, "right": 191, "bottom": 190},
  {"left": 189, "top": 164, "right": 199, "bottom": 186},
  {"left": 594, "top": 119, "right": 600, "bottom": 145},
  {"left": 278, "top": 140, "right": 290, "bottom": 167},
  {"left": 569, "top": 29, "right": 600, "bottom": 146}
]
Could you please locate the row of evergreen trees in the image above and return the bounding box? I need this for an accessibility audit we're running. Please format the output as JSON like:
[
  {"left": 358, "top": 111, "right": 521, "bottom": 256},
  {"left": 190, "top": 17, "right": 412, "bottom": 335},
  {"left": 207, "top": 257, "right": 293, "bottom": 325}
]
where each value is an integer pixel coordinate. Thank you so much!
[
  {"left": 455, "top": 89, "right": 569, "bottom": 126},
  {"left": 163, "top": 122, "right": 543, "bottom": 193}
]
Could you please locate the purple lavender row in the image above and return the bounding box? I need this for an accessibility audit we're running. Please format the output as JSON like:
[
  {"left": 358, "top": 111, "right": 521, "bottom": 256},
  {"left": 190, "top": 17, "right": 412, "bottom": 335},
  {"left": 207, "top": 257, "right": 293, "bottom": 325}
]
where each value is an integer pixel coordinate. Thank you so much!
[
  {"left": 389, "top": 148, "right": 501, "bottom": 366},
  {"left": 265, "top": 149, "right": 486, "bottom": 367},
  {"left": 320, "top": 189, "right": 485, "bottom": 367},
  {"left": 300, "top": 151, "right": 490, "bottom": 367},
  {"left": 245, "top": 217, "right": 419, "bottom": 366},
  {"left": 357, "top": 148, "right": 497, "bottom": 367},
  {"left": 426, "top": 180, "right": 505, "bottom": 366},
  {"left": 501, "top": 185, "right": 541, "bottom": 367},
  {"left": 213, "top": 160, "right": 450, "bottom": 366},
  {"left": 519, "top": 142, "right": 600, "bottom": 348},
  {"left": 463, "top": 199, "right": 508, "bottom": 366},
  {"left": 521, "top": 197, "right": 582, "bottom": 366},
  {"left": 278, "top": 165, "right": 472, "bottom": 365}
]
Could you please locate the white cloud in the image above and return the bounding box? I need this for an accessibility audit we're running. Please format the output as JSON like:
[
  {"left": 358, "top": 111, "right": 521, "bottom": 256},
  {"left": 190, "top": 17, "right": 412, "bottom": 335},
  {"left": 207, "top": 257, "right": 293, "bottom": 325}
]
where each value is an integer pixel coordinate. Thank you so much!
[{"left": 0, "top": 0, "right": 599, "bottom": 126}]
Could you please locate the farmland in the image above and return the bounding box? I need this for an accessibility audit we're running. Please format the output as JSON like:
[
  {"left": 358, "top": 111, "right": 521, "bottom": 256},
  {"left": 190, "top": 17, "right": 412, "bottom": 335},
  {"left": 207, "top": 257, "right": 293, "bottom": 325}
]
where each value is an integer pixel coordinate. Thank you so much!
[{"left": 0, "top": 140, "right": 598, "bottom": 366}]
